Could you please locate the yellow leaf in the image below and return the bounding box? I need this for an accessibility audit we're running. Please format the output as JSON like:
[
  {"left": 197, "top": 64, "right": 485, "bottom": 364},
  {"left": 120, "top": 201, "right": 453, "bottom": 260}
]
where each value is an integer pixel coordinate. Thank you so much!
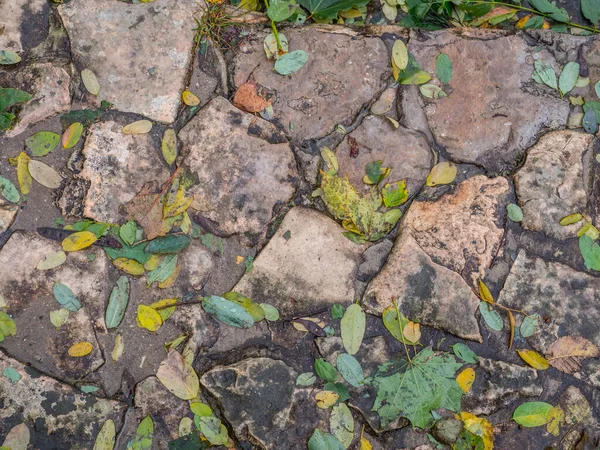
[
  {"left": 460, "top": 412, "right": 494, "bottom": 450},
  {"left": 143, "top": 254, "right": 162, "bottom": 271},
  {"left": 360, "top": 425, "right": 372, "bottom": 450},
  {"left": 62, "top": 122, "right": 83, "bottom": 149},
  {"left": 36, "top": 250, "right": 67, "bottom": 270},
  {"left": 182, "top": 90, "right": 201, "bottom": 106},
  {"left": 478, "top": 279, "right": 495, "bottom": 304},
  {"left": 392, "top": 58, "right": 401, "bottom": 82},
  {"left": 456, "top": 367, "right": 476, "bottom": 393},
  {"left": 111, "top": 334, "right": 124, "bottom": 362},
  {"left": 508, "top": 310, "right": 515, "bottom": 350},
  {"left": 68, "top": 341, "right": 93, "bottom": 357},
  {"left": 403, "top": 321, "right": 421, "bottom": 343},
  {"left": 559, "top": 213, "right": 583, "bottom": 226},
  {"left": 150, "top": 298, "right": 178, "bottom": 321},
  {"left": 122, "top": 120, "right": 152, "bottom": 135},
  {"left": 137, "top": 304, "right": 163, "bottom": 332},
  {"left": 62, "top": 231, "right": 97, "bottom": 252},
  {"left": 158, "top": 263, "right": 180, "bottom": 288},
  {"left": 236, "top": 255, "right": 244, "bottom": 264},
  {"left": 546, "top": 405, "right": 564, "bottom": 436},
  {"left": 392, "top": 39, "right": 408, "bottom": 71},
  {"left": 426, "top": 161, "right": 457, "bottom": 186},
  {"left": 315, "top": 390, "right": 339, "bottom": 409},
  {"left": 28, "top": 160, "right": 62, "bottom": 189},
  {"left": 163, "top": 184, "right": 193, "bottom": 218},
  {"left": 180, "top": 211, "right": 191, "bottom": 234},
  {"left": 515, "top": 15, "right": 530, "bottom": 28},
  {"left": 112, "top": 258, "right": 145, "bottom": 276},
  {"left": 161, "top": 129, "right": 177, "bottom": 166},
  {"left": 16, "top": 152, "right": 32, "bottom": 195},
  {"left": 517, "top": 349, "right": 549, "bottom": 370}
]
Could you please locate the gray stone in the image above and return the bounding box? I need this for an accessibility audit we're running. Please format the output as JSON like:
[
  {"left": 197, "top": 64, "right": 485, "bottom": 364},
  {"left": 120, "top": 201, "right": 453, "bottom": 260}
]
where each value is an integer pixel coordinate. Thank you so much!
[
  {"left": 462, "top": 358, "right": 542, "bottom": 416},
  {"left": 0, "top": 203, "right": 18, "bottom": 233},
  {"left": 0, "top": 232, "right": 107, "bottom": 381},
  {"left": 180, "top": 96, "right": 298, "bottom": 243},
  {"left": 410, "top": 30, "right": 569, "bottom": 172},
  {"left": 233, "top": 207, "right": 364, "bottom": 319},
  {"left": 75, "top": 120, "right": 170, "bottom": 223},
  {"left": 514, "top": 130, "right": 594, "bottom": 240},
  {"left": 0, "top": 352, "right": 126, "bottom": 449},
  {"left": 176, "top": 239, "right": 214, "bottom": 291},
  {"left": 201, "top": 357, "right": 328, "bottom": 449},
  {"left": 233, "top": 27, "right": 390, "bottom": 141},
  {"left": 0, "top": 0, "right": 47, "bottom": 54},
  {"left": 58, "top": 0, "right": 200, "bottom": 122},
  {"left": 357, "top": 238, "right": 393, "bottom": 282},
  {"left": 335, "top": 114, "right": 433, "bottom": 197}
]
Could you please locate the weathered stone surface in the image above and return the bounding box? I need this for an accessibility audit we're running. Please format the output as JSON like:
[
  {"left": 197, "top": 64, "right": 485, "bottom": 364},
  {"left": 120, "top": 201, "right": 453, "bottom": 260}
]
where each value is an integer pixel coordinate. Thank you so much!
[
  {"left": 0, "top": 0, "right": 47, "bottom": 54},
  {"left": 176, "top": 240, "right": 214, "bottom": 291},
  {"left": 58, "top": 0, "right": 199, "bottom": 122},
  {"left": 0, "top": 352, "right": 126, "bottom": 448},
  {"left": 201, "top": 357, "right": 328, "bottom": 449},
  {"left": 2, "top": 63, "right": 71, "bottom": 137},
  {"left": 233, "top": 207, "right": 364, "bottom": 318},
  {"left": 463, "top": 358, "right": 542, "bottom": 416},
  {"left": 233, "top": 27, "right": 389, "bottom": 141},
  {"left": 180, "top": 97, "right": 298, "bottom": 242},
  {"left": 75, "top": 120, "right": 170, "bottom": 223},
  {"left": 335, "top": 115, "right": 433, "bottom": 197},
  {"left": 514, "top": 130, "right": 593, "bottom": 240},
  {"left": 499, "top": 250, "right": 600, "bottom": 353},
  {"left": 0, "top": 232, "right": 107, "bottom": 381},
  {"left": 410, "top": 30, "right": 569, "bottom": 172},
  {"left": 0, "top": 203, "right": 18, "bottom": 233},
  {"left": 554, "top": 386, "right": 599, "bottom": 450}
]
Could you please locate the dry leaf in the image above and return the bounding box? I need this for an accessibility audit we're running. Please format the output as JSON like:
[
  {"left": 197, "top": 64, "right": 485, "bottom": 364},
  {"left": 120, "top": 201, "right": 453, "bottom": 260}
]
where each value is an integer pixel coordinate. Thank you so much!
[
  {"left": 137, "top": 304, "right": 163, "bottom": 332},
  {"left": 546, "top": 405, "right": 564, "bottom": 436},
  {"left": 62, "top": 122, "right": 83, "bottom": 149},
  {"left": 478, "top": 279, "right": 495, "bottom": 304},
  {"left": 112, "top": 258, "right": 145, "bottom": 276},
  {"left": 403, "top": 321, "right": 421, "bottom": 343},
  {"left": 508, "top": 310, "right": 515, "bottom": 350},
  {"left": 233, "top": 81, "right": 272, "bottom": 113},
  {"left": 517, "top": 349, "right": 549, "bottom": 370},
  {"left": 16, "top": 152, "right": 32, "bottom": 195},
  {"left": 68, "top": 341, "right": 93, "bottom": 357},
  {"left": 182, "top": 90, "right": 200, "bottom": 106},
  {"left": 426, "top": 161, "right": 457, "bottom": 186},
  {"left": 456, "top": 367, "right": 475, "bottom": 393},
  {"left": 122, "top": 120, "right": 152, "bottom": 135},
  {"left": 111, "top": 334, "right": 124, "bottom": 362},
  {"left": 81, "top": 69, "right": 100, "bottom": 96},
  {"left": 156, "top": 350, "right": 200, "bottom": 400},
  {"left": 546, "top": 336, "right": 600, "bottom": 374}
]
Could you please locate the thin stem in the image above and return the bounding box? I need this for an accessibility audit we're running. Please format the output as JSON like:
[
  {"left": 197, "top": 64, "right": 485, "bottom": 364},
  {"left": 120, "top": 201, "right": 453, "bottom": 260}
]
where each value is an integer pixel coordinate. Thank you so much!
[
  {"left": 262, "top": 0, "right": 284, "bottom": 52},
  {"left": 393, "top": 298, "right": 413, "bottom": 364}
]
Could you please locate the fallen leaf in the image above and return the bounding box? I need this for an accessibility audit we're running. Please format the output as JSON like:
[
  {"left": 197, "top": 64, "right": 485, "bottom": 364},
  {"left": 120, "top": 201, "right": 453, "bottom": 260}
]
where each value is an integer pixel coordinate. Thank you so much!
[
  {"left": 62, "top": 230, "right": 97, "bottom": 252},
  {"left": 190, "top": 401, "right": 213, "bottom": 417},
  {"left": 62, "top": 122, "right": 83, "bottom": 149},
  {"left": 517, "top": 349, "right": 549, "bottom": 371},
  {"left": 371, "top": 88, "right": 396, "bottom": 115},
  {"left": 68, "top": 341, "right": 93, "bottom": 357},
  {"left": 336, "top": 353, "right": 365, "bottom": 387},
  {"left": 123, "top": 120, "right": 152, "bottom": 135},
  {"left": 478, "top": 279, "right": 495, "bottom": 304},
  {"left": 330, "top": 403, "right": 354, "bottom": 448},
  {"left": 546, "top": 405, "right": 565, "bottom": 436},
  {"left": 507, "top": 203, "right": 523, "bottom": 222},
  {"left": 50, "top": 308, "right": 70, "bottom": 328},
  {"left": 0, "top": 175, "right": 19, "bottom": 203},
  {"left": 16, "top": 152, "right": 32, "bottom": 195},
  {"left": 137, "top": 304, "right": 163, "bottom": 332},
  {"left": 37, "top": 250, "right": 67, "bottom": 270},
  {"left": 296, "top": 372, "right": 317, "bottom": 386},
  {"left": 340, "top": 303, "right": 366, "bottom": 355},
  {"left": 382, "top": 304, "right": 419, "bottom": 345},
  {"left": 314, "top": 358, "right": 339, "bottom": 382},
  {"left": 520, "top": 314, "right": 539, "bottom": 338},
  {"left": 25, "top": 131, "right": 60, "bottom": 156},
  {"left": 292, "top": 317, "right": 326, "bottom": 335},
  {"left": 201, "top": 295, "right": 255, "bottom": 328},
  {"left": 263, "top": 32, "right": 289, "bottom": 59},
  {"left": 381, "top": 180, "right": 408, "bottom": 207},
  {"left": 181, "top": 90, "right": 200, "bottom": 106},
  {"left": 0, "top": 311, "right": 17, "bottom": 342},
  {"left": 419, "top": 83, "right": 447, "bottom": 99},
  {"left": 558, "top": 62, "right": 580, "bottom": 96},
  {"left": 161, "top": 129, "right": 177, "bottom": 166},
  {"left": 560, "top": 213, "right": 583, "bottom": 226},
  {"left": 28, "top": 159, "right": 62, "bottom": 189},
  {"left": 146, "top": 254, "right": 178, "bottom": 286},
  {"left": 479, "top": 302, "right": 503, "bottom": 331},
  {"left": 53, "top": 282, "right": 82, "bottom": 311},
  {"left": 105, "top": 276, "right": 130, "bottom": 329},
  {"left": 93, "top": 419, "right": 115, "bottom": 450},
  {"left": 546, "top": 336, "right": 600, "bottom": 374},
  {"left": 259, "top": 303, "right": 280, "bottom": 321},
  {"left": 113, "top": 258, "right": 145, "bottom": 276},
  {"left": 2, "top": 367, "right": 22, "bottom": 384},
  {"left": 81, "top": 69, "right": 101, "bottom": 96},
  {"left": 403, "top": 321, "right": 421, "bottom": 343},
  {"left": 452, "top": 343, "right": 478, "bottom": 364},
  {"left": 179, "top": 417, "right": 193, "bottom": 437},
  {"left": 157, "top": 264, "right": 180, "bottom": 288},
  {"left": 156, "top": 350, "right": 200, "bottom": 400},
  {"left": 392, "top": 40, "right": 408, "bottom": 71},
  {"left": 145, "top": 235, "right": 191, "bottom": 254},
  {"left": 456, "top": 367, "right": 475, "bottom": 393},
  {"left": 0, "top": 50, "right": 22, "bottom": 65},
  {"left": 512, "top": 401, "right": 553, "bottom": 427},
  {"left": 196, "top": 416, "right": 230, "bottom": 446},
  {"left": 2, "top": 423, "right": 30, "bottom": 450},
  {"left": 315, "top": 390, "right": 339, "bottom": 409},
  {"left": 274, "top": 50, "right": 308, "bottom": 75},
  {"left": 436, "top": 52, "right": 453, "bottom": 84},
  {"left": 308, "top": 429, "right": 344, "bottom": 450},
  {"left": 508, "top": 310, "right": 516, "bottom": 349},
  {"left": 426, "top": 161, "right": 457, "bottom": 186},
  {"left": 233, "top": 81, "right": 272, "bottom": 113},
  {"left": 149, "top": 298, "right": 178, "bottom": 321},
  {"left": 129, "top": 415, "right": 154, "bottom": 450},
  {"left": 112, "top": 334, "right": 124, "bottom": 362},
  {"left": 460, "top": 412, "right": 494, "bottom": 450}
]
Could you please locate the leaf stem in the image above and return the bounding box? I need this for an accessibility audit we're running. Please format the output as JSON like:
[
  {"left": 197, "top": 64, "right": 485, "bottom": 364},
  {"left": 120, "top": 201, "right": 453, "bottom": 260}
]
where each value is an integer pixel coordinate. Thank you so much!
[
  {"left": 262, "top": 0, "right": 284, "bottom": 52},
  {"left": 393, "top": 297, "right": 413, "bottom": 364}
]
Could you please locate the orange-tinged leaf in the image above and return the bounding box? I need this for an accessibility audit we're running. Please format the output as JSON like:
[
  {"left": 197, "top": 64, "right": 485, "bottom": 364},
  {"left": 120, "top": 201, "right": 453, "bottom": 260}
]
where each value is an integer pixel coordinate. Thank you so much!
[
  {"left": 478, "top": 279, "right": 495, "bottom": 304},
  {"left": 516, "top": 15, "right": 530, "bottom": 28},
  {"left": 68, "top": 341, "right": 93, "bottom": 357},
  {"left": 236, "top": 255, "right": 244, "bottom": 264},
  {"left": 62, "top": 231, "right": 97, "bottom": 252},
  {"left": 136, "top": 304, "right": 163, "bottom": 332},
  {"left": 62, "top": 122, "right": 83, "bottom": 149},
  {"left": 16, "top": 152, "right": 32, "bottom": 195},
  {"left": 517, "top": 349, "right": 549, "bottom": 370},
  {"left": 508, "top": 310, "right": 515, "bottom": 350},
  {"left": 546, "top": 405, "right": 564, "bottom": 436},
  {"left": 122, "top": 120, "right": 152, "bottom": 135},
  {"left": 112, "top": 258, "right": 145, "bottom": 276},
  {"left": 456, "top": 367, "right": 475, "bottom": 393},
  {"left": 315, "top": 390, "right": 339, "bottom": 409},
  {"left": 182, "top": 90, "right": 200, "bottom": 106},
  {"left": 546, "top": 336, "right": 600, "bottom": 374},
  {"left": 403, "top": 321, "right": 421, "bottom": 343},
  {"left": 233, "top": 81, "right": 272, "bottom": 113},
  {"left": 460, "top": 412, "right": 494, "bottom": 450}
]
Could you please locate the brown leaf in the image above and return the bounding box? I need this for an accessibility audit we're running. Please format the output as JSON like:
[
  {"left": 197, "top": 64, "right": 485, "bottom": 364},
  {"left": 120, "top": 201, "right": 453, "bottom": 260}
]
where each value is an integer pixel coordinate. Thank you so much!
[
  {"left": 508, "top": 310, "right": 515, "bottom": 350},
  {"left": 232, "top": 81, "right": 272, "bottom": 113},
  {"left": 546, "top": 336, "right": 600, "bottom": 374},
  {"left": 348, "top": 136, "right": 359, "bottom": 158},
  {"left": 124, "top": 181, "right": 174, "bottom": 240}
]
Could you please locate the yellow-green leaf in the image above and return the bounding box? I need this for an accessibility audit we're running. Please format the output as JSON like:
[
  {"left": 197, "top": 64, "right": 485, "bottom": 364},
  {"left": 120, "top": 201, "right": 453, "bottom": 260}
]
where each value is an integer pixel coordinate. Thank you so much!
[
  {"left": 112, "top": 258, "right": 145, "bottom": 276},
  {"left": 156, "top": 350, "right": 200, "bottom": 400},
  {"left": 456, "top": 367, "right": 476, "bottom": 393},
  {"left": 136, "top": 305, "right": 163, "bottom": 332},
  {"left": 81, "top": 69, "right": 100, "bottom": 96},
  {"left": 340, "top": 303, "right": 366, "bottom": 355},
  {"left": 16, "top": 152, "right": 32, "bottom": 195},
  {"left": 62, "top": 122, "right": 83, "bottom": 149},
  {"left": 122, "top": 120, "right": 152, "bottom": 135},
  {"left": 93, "top": 419, "right": 115, "bottom": 450},
  {"left": 512, "top": 401, "right": 553, "bottom": 427},
  {"left": 460, "top": 412, "right": 494, "bottom": 450},
  {"left": 546, "top": 405, "right": 564, "bottom": 436},
  {"left": 28, "top": 160, "right": 62, "bottom": 189},
  {"left": 36, "top": 250, "right": 67, "bottom": 270},
  {"left": 68, "top": 341, "right": 93, "bottom": 357},
  {"left": 62, "top": 231, "right": 97, "bottom": 252},
  {"left": 392, "top": 40, "right": 408, "bottom": 71},
  {"left": 517, "top": 349, "right": 549, "bottom": 370},
  {"left": 49, "top": 308, "right": 70, "bottom": 328},
  {"left": 149, "top": 298, "right": 178, "bottom": 321},
  {"left": 478, "top": 279, "right": 495, "bottom": 304},
  {"left": 426, "top": 161, "right": 457, "bottom": 186},
  {"left": 161, "top": 129, "right": 177, "bottom": 165},
  {"left": 559, "top": 213, "right": 583, "bottom": 226},
  {"left": 402, "top": 321, "right": 421, "bottom": 343}
]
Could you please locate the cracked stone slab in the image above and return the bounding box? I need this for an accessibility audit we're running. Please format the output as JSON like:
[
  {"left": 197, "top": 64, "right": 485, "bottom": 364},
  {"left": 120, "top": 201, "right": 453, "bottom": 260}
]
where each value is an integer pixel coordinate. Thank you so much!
[
  {"left": 0, "top": 0, "right": 48, "bottom": 54},
  {"left": 233, "top": 27, "right": 390, "bottom": 141},
  {"left": 66, "top": 120, "right": 170, "bottom": 223},
  {"left": 0, "top": 63, "right": 71, "bottom": 137},
  {"left": 0, "top": 352, "right": 126, "bottom": 449},
  {"left": 233, "top": 207, "right": 364, "bottom": 319},
  {"left": 409, "top": 30, "right": 570, "bottom": 172},
  {"left": 0, "top": 232, "right": 108, "bottom": 381},
  {"left": 0, "top": 203, "right": 18, "bottom": 233},
  {"left": 58, "top": 0, "right": 200, "bottom": 123},
  {"left": 180, "top": 96, "right": 298, "bottom": 243},
  {"left": 514, "top": 130, "right": 594, "bottom": 240},
  {"left": 201, "top": 357, "right": 328, "bottom": 449},
  {"left": 335, "top": 114, "right": 433, "bottom": 197}
]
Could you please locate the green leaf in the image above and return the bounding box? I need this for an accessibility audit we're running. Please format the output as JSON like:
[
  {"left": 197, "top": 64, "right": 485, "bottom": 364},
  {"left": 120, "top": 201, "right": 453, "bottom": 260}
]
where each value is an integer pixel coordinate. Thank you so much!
[
  {"left": 520, "top": 314, "right": 539, "bottom": 338},
  {"left": 522, "top": 15, "right": 545, "bottom": 28},
  {"left": 0, "top": 87, "right": 32, "bottom": 111},
  {"left": 382, "top": 181, "right": 408, "bottom": 208},
  {"left": 436, "top": 53, "right": 452, "bottom": 84},
  {"left": 382, "top": 305, "right": 419, "bottom": 345},
  {"left": 371, "top": 348, "right": 464, "bottom": 428},
  {"left": 105, "top": 241, "right": 152, "bottom": 264},
  {"left": 532, "top": 61, "right": 557, "bottom": 90},
  {"left": 583, "top": 0, "right": 600, "bottom": 25},
  {"left": 529, "top": 0, "right": 569, "bottom": 21},
  {"left": 583, "top": 107, "right": 599, "bottom": 134},
  {"left": 314, "top": 358, "right": 339, "bottom": 382},
  {"left": 324, "top": 382, "right": 350, "bottom": 403},
  {"left": 190, "top": 401, "right": 213, "bottom": 417},
  {"left": 331, "top": 304, "right": 345, "bottom": 319},
  {"left": 454, "top": 429, "right": 485, "bottom": 450},
  {"left": 168, "top": 434, "right": 208, "bottom": 450},
  {"left": 478, "top": 302, "right": 503, "bottom": 331},
  {"left": 392, "top": 40, "right": 409, "bottom": 70},
  {"left": 274, "top": 50, "right": 308, "bottom": 75},
  {"left": 129, "top": 416, "right": 154, "bottom": 450},
  {"left": 222, "top": 292, "right": 265, "bottom": 322},
  {"left": 579, "top": 234, "right": 600, "bottom": 271},
  {"left": 0, "top": 311, "right": 16, "bottom": 342},
  {"left": 336, "top": 353, "right": 365, "bottom": 387},
  {"left": 0, "top": 50, "right": 22, "bottom": 65},
  {"left": 119, "top": 221, "right": 138, "bottom": 246},
  {"left": 200, "top": 233, "right": 225, "bottom": 255},
  {"left": 50, "top": 308, "right": 69, "bottom": 328},
  {"left": 196, "top": 416, "right": 229, "bottom": 446},
  {"left": 297, "top": 0, "right": 368, "bottom": 19},
  {"left": 419, "top": 83, "right": 447, "bottom": 99},
  {"left": 105, "top": 276, "right": 130, "bottom": 329},
  {"left": 146, "top": 254, "right": 178, "bottom": 286},
  {"left": 307, "top": 429, "right": 345, "bottom": 450},
  {"left": 340, "top": 303, "right": 365, "bottom": 355},
  {"left": 2, "top": 367, "right": 21, "bottom": 384},
  {"left": 25, "top": 132, "right": 61, "bottom": 157},
  {"left": 94, "top": 420, "right": 116, "bottom": 450},
  {"left": 268, "top": 0, "right": 298, "bottom": 21},
  {"left": 0, "top": 112, "right": 14, "bottom": 131},
  {"left": 0, "top": 176, "right": 20, "bottom": 203},
  {"left": 145, "top": 235, "right": 191, "bottom": 254},
  {"left": 513, "top": 402, "right": 553, "bottom": 427},
  {"left": 296, "top": 372, "right": 317, "bottom": 386},
  {"left": 330, "top": 403, "right": 354, "bottom": 448},
  {"left": 81, "top": 385, "right": 100, "bottom": 393},
  {"left": 558, "top": 62, "right": 580, "bottom": 96},
  {"left": 201, "top": 295, "right": 255, "bottom": 328},
  {"left": 507, "top": 203, "right": 523, "bottom": 222},
  {"left": 452, "top": 343, "right": 478, "bottom": 364},
  {"left": 259, "top": 303, "right": 280, "bottom": 321},
  {"left": 53, "top": 283, "right": 82, "bottom": 312}
]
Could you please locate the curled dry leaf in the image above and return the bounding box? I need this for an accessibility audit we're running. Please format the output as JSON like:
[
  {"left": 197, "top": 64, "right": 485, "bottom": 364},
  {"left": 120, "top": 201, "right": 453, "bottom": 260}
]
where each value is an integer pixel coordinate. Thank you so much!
[
  {"left": 545, "top": 336, "right": 600, "bottom": 374},
  {"left": 233, "top": 81, "right": 272, "bottom": 113}
]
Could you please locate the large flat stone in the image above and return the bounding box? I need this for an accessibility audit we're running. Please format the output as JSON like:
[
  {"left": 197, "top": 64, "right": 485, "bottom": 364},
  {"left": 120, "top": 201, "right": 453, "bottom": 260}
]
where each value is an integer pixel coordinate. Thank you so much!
[
  {"left": 410, "top": 30, "right": 569, "bottom": 172},
  {"left": 180, "top": 96, "right": 298, "bottom": 242},
  {"left": 0, "top": 232, "right": 107, "bottom": 381},
  {"left": 0, "top": 352, "right": 126, "bottom": 449},
  {"left": 75, "top": 120, "right": 170, "bottom": 223},
  {"left": 233, "top": 207, "right": 364, "bottom": 318},
  {"left": 58, "top": 0, "right": 200, "bottom": 122},
  {"left": 233, "top": 27, "right": 389, "bottom": 141},
  {"left": 0, "top": 0, "right": 47, "bottom": 54},
  {"left": 514, "top": 130, "right": 593, "bottom": 240},
  {"left": 335, "top": 114, "right": 433, "bottom": 197}
]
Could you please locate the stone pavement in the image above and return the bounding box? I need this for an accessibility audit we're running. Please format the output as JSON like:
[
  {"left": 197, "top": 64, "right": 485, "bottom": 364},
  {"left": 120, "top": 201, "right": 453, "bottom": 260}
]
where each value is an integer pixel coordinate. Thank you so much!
[{"left": 1, "top": 1, "right": 600, "bottom": 449}]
